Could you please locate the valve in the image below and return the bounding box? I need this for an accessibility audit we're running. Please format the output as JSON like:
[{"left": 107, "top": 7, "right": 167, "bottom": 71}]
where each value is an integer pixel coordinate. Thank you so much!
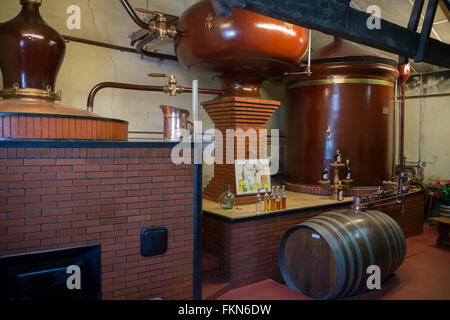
[{"left": 148, "top": 73, "right": 184, "bottom": 96}]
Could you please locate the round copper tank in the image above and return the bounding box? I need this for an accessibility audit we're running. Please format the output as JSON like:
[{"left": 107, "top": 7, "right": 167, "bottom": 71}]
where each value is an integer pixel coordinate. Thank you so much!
[
  {"left": 174, "top": 0, "right": 309, "bottom": 98},
  {"left": 0, "top": 0, "right": 128, "bottom": 141},
  {"left": 284, "top": 37, "right": 399, "bottom": 187}
]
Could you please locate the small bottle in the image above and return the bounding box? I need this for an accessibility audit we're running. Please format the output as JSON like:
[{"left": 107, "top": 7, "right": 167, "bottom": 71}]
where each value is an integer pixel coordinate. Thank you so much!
[
  {"left": 256, "top": 189, "right": 262, "bottom": 214},
  {"left": 345, "top": 159, "right": 351, "bottom": 180},
  {"left": 338, "top": 181, "right": 344, "bottom": 201},
  {"left": 270, "top": 186, "right": 276, "bottom": 211},
  {"left": 335, "top": 149, "right": 342, "bottom": 164},
  {"left": 275, "top": 186, "right": 281, "bottom": 211},
  {"left": 322, "top": 160, "right": 328, "bottom": 180},
  {"left": 281, "top": 185, "right": 287, "bottom": 210},
  {"left": 264, "top": 188, "right": 270, "bottom": 212}
]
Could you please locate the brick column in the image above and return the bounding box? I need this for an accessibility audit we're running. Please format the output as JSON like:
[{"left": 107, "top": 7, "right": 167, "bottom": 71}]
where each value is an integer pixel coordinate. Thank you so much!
[{"left": 202, "top": 97, "right": 280, "bottom": 205}]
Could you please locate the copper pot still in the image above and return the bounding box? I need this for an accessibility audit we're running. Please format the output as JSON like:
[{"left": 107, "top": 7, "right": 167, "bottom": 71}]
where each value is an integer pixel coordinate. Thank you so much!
[
  {"left": 160, "top": 105, "right": 193, "bottom": 142},
  {"left": 0, "top": 0, "right": 128, "bottom": 141},
  {"left": 284, "top": 37, "right": 400, "bottom": 187},
  {"left": 174, "top": 0, "right": 309, "bottom": 98}
]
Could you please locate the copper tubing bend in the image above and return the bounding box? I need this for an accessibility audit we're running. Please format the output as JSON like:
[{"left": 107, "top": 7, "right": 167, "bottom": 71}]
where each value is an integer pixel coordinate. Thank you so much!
[
  {"left": 86, "top": 82, "right": 223, "bottom": 112},
  {"left": 120, "top": 0, "right": 149, "bottom": 29}
]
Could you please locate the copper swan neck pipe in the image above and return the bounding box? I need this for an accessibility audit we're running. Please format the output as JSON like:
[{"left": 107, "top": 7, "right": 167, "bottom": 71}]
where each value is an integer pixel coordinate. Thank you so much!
[
  {"left": 120, "top": 0, "right": 149, "bottom": 29},
  {"left": 86, "top": 82, "right": 223, "bottom": 112}
]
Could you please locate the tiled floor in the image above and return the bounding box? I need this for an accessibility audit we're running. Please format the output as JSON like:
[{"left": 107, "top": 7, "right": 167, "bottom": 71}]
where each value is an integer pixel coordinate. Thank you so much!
[{"left": 218, "top": 223, "right": 450, "bottom": 300}]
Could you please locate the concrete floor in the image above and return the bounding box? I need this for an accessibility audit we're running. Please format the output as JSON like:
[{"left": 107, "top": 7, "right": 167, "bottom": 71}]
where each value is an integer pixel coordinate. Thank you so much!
[{"left": 218, "top": 223, "right": 450, "bottom": 300}]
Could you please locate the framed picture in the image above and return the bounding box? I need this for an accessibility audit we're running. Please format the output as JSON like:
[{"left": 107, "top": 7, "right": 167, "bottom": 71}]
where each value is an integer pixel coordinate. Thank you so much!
[{"left": 235, "top": 159, "right": 271, "bottom": 196}]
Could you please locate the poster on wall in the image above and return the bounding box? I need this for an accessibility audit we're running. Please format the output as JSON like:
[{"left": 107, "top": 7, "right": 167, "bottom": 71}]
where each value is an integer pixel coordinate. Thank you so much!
[{"left": 235, "top": 159, "right": 271, "bottom": 196}]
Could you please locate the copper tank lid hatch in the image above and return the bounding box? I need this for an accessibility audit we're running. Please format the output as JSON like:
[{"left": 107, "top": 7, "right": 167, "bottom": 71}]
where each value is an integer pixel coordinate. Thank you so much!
[
  {"left": 310, "top": 37, "right": 398, "bottom": 66},
  {"left": 0, "top": 0, "right": 128, "bottom": 141}
]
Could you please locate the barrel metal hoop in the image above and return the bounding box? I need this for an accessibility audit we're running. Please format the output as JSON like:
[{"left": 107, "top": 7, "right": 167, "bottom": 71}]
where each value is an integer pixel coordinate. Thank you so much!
[
  {"left": 372, "top": 211, "right": 406, "bottom": 261},
  {"left": 368, "top": 211, "right": 400, "bottom": 271},
  {"left": 325, "top": 212, "right": 375, "bottom": 265},
  {"left": 369, "top": 211, "right": 406, "bottom": 268},
  {"left": 301, "top": 221, "right": 347, "bottom": 300},
  {"left": 308, "top": 219, "right": 355, "bottom": 298},
  {"left": 318, "top": 214, "right": 364, "bottom": 296},
  {"left": 278, "top": 226, "right": 304, "bottom": 293},
  {"left": 360, "top": 212, "right": 393, "bottom": 273}
]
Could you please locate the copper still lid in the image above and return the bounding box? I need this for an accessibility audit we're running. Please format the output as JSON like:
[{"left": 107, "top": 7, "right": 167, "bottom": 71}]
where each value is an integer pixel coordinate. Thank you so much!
[{"left": 0, "top": 0, "right": 128, "bottom": 141}]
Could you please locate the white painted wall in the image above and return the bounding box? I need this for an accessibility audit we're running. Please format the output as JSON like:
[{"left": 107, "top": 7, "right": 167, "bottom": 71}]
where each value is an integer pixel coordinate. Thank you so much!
[{"left": 403, "top": 71, "right": 450, "bottom": 183}]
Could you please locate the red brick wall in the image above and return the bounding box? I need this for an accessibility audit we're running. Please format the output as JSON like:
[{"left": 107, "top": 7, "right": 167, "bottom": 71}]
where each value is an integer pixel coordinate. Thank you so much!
[
  {"left": 0, "top": 145, "right": 194, "bottom": 300},
  {"left": 203, "top": 191, "right": 425, "bottom": 289}
]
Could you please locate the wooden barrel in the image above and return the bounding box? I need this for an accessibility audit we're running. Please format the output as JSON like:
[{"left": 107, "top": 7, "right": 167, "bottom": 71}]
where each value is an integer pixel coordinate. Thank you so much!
[{"left": 279, "top": 209, "right": 406, "bottom": 299}]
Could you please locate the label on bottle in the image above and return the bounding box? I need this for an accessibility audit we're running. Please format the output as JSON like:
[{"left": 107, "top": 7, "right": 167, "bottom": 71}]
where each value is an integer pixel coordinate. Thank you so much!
[
  {"left": 312, "top": 234, "right": 321, "bottom": 239},
  {"left": 346, "top": 173, "right": 351, "bottom": 180},
  {"left": 322, "top": 173, "right": 328, "bottom": 180},
  {"left": 337, "top": 155, "right": 341, "bottom": 163},
  {"left": 339, "top": 190, "right": 344, "bottom": 201}
]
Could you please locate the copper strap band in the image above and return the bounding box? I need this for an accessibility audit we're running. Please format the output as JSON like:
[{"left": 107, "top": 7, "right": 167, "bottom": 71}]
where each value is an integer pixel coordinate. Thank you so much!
[
  {"left": 288, "top": 78, "right": 395, "bottom": 89},
  {"left": 0, "top": 83, "right": 62, "bottom": 101}
]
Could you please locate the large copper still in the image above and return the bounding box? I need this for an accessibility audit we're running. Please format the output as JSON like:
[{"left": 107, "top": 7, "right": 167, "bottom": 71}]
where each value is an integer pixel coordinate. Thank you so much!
[
  {"left": 0, "top": 0, "right": 128, "bottom": 141},
  {"left": 284, "top": 37, "right": 399, "bottom": 187},
  {"left": 122, "top": 0, "right": 309, "bottom": 98}
]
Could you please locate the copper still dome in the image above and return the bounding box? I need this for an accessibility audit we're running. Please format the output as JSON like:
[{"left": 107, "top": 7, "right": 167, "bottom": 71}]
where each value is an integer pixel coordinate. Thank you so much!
[
  {"left": 0, "top": 0, "right": 128, "bottom": 141},
  {"left": 174, "top": 0, "right": 309, "bottom": 98},
  {"left": 284, "top": 37, "right": 399, "bottom": 187}
]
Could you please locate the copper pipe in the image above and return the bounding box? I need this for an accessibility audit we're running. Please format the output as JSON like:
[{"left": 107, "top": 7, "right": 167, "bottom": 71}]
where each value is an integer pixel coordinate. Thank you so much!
[
  {"left": 405, "top": 92, "right": 450, "bottom": 99},
  {"left": 87, "top": 82, "right": 223, "bottom": 112},
  {"left": 63, "top": 35, "right": 178, "bottom": 61},
  {"left": 120, "top": 0, "right": 149, "bottom": 29}
]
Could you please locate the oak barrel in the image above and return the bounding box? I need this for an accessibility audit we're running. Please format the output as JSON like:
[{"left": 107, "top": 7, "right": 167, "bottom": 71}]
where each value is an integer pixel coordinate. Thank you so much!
[{"left": 278, "top": 209, "right": 406, "bottom": 299}]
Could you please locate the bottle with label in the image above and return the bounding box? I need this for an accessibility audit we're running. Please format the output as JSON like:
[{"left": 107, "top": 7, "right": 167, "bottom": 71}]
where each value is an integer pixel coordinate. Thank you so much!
[
  {"left": 322, "top": 160, "right": 328, "bottom": 180},
  {"left": 275, "top": 186, "right": 281, "bottom": 211},
  {"left": 270, "top": 186, "right": 276, "bottom": 211},
  {"left": 256, "top": 189, "right": 262, "bottom": 214},
  {"left": 281, "top": 185, "right": 287, "bottom": 210},
  {"left": 338, "top": 181, "right": 344, "bottom": 201},
  {"left": 264, "top": 188, "right": 270, "bottom": 212},
  {"left": 335, "top": 149, "right": 342, "bottom": 164},
  {"left": 345, "top": 159, "right": 351, "bottom": 180}
]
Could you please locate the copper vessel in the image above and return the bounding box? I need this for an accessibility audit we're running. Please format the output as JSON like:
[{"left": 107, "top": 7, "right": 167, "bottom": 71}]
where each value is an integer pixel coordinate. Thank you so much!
[
  {"left": 174, "top": 0, "right": 309, "bottom": 98},
  {"left": 160, "top": 105, "right": 193, "bottom": 142},
  {"left": 0, "top": 0, "right": 128, "bottom": 141},
  {"left": 284, "top": 37, "right": 399, "bottom": 187}
]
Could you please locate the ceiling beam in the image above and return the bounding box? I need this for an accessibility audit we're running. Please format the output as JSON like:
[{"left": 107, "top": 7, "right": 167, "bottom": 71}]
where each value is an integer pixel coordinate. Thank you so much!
[{"left": 211, "top": 0, "right": 450, "bottom": 68}]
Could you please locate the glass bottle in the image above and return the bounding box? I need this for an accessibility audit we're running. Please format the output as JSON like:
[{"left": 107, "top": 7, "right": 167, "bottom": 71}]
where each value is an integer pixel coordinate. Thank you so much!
[
  {"left": 338, "top": 181, "right": 344, "bottom": 201},
  {"left": 281, "top": 185, "right": 287, "bottom": 210},
  {"left": 322, "top": 160, "right": 328, "bottom": 180},
  {"left": 276, "top": 186, "right": 281, "bottom": 211},
  {"left": 256, "top": 189, "right": 262, "bottom": 214},
  {"left": 219, "top": 184, "right": 235, "bottom": 209},
  {"left": 264, "top": 188, "right": 270, "bottom": 212},
  {"left": 270, "top": 186, "right": 275, "bottom": 211},
  {"left": 345, "top": 159, "right": 351, "bottom": 180},
  {"left": 335, "top": 149, "right": 342, "bottom": 163}
]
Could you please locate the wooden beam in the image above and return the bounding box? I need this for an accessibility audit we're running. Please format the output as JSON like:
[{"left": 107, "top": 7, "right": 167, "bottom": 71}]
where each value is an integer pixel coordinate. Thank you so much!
[
  {"left": 415, "top": 0, "right": 439, "bottom": 62},
  {"left": 213, "top": 0, "right": 450, "bottom": 68},
  {"left": 439, "top": 0, "right": 450, "bottom": 21},
  {"left": 400, "top": 0, "right": 425, "bottom": 65}
]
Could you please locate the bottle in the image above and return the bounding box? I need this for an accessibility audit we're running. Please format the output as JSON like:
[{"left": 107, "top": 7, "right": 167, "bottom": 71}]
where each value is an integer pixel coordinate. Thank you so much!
[
  {"left": 219, "top": 184, "right": 235, "bottom": 209},
  {"left": 345, "top": 159, "right": 351, "bottom": 180},
  {"left": 270, "top": 186, "right": 275, "bottom": 211},
  {"left": 275, "top": 186, "right": 281, "bottom": 211},
  {"left": 264, "top": 188, "right": 270, "bottom": 212},
  {"left": 256, "top": 189, "right": 262, "bottom": 214},
  {"left": 335, "top": 149, "right": 342, "bottom": 163},
  {"left": 321, "top": 160, "right": 328, "bottom": 180},
  {"left": 281, "top": 185, "right": 287, "bottom": 210},
  {"left": 338, "top": 181, "right": 344, "bottom": 201}
]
